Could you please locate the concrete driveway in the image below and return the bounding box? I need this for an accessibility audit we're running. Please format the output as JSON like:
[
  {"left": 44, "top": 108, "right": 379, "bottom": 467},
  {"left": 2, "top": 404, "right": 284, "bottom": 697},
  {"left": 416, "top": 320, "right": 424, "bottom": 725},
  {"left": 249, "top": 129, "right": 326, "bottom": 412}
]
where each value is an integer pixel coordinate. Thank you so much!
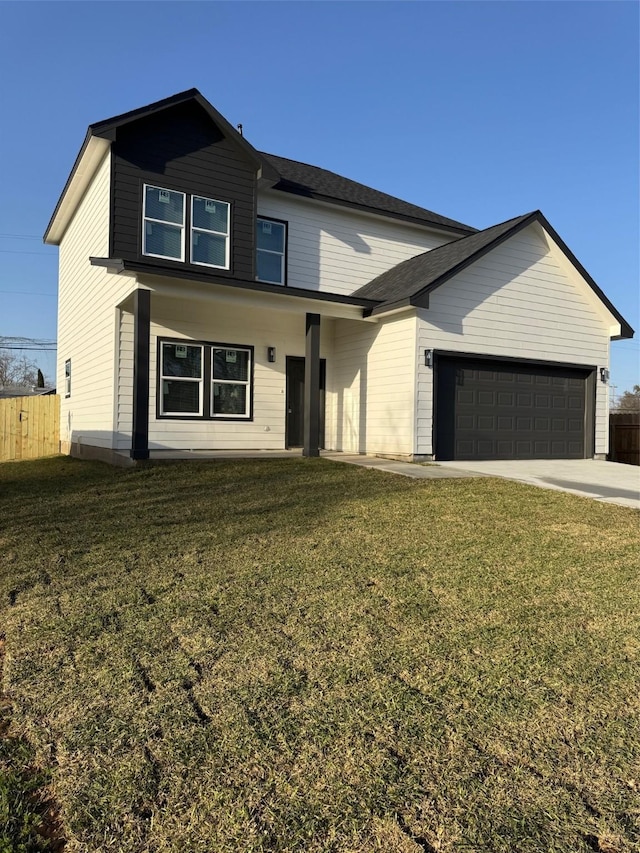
[{"left": 437, "top": 459, "right": 640, "bottom": 509}]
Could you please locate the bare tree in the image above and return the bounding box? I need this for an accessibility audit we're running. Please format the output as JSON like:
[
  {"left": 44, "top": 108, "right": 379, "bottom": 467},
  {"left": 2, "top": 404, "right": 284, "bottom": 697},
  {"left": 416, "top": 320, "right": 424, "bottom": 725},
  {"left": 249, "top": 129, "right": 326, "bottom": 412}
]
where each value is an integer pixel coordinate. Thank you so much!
[
  {"left": 613, "top": 384, "right": 640, "bottom": 413},
  {"left": 0, "top": 350, "right": 40, "bottom": 388}
]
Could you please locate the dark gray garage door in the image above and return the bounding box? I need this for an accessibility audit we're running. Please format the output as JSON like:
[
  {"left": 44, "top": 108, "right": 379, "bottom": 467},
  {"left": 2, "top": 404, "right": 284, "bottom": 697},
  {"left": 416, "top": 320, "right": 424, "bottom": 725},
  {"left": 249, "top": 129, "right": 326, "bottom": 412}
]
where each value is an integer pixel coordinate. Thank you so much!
[{"left": 435, "top": 356, "right": 591, "bottom": 460}]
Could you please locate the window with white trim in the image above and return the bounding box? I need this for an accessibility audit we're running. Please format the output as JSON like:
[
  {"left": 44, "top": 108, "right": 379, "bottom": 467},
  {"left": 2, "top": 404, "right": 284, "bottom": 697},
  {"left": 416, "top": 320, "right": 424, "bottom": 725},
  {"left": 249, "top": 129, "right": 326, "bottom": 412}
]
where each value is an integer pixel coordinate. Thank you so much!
[
  {"left": 256, "top": 217, "right": 286, "bottom": 285},
  {"left": 158, "top": 340, "right": 252, "bottom": 420},
  {"left": 212, "top": 347, "right": 251, "bottom": 417},
  {"left": 142, "top": 187, "right": 231, "bottom": 269},
  {"left": 160, "top": 342, "right": 203, "bottom": 416},
  {"left": 64, "top": 359, "right": 71, "bottom": 397},
  {"left": 192, "top": 197, "right": 230, "bottom": 269},
  {"left": 143, "top": 186, "right": 185, "bottom": 261}
]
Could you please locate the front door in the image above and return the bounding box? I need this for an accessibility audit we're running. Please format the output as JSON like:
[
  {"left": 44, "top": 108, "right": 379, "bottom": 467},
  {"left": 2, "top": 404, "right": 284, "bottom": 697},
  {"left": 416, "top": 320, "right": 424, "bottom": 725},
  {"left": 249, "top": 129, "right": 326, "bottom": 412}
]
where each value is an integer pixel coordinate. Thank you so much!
[{"left": 286, "top": 357, "right": 326, "bottom": 448}]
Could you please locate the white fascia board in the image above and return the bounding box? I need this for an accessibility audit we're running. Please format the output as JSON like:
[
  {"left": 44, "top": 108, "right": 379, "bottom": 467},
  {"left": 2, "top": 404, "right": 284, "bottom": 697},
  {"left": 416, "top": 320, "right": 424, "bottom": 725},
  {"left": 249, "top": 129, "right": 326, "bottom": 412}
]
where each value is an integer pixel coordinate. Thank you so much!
[
  {"left": 132, "top": 273, "right": 376, "bottom": 322},
  {"left": 45, "top": 136, "right": 111, "bottom": 245}
]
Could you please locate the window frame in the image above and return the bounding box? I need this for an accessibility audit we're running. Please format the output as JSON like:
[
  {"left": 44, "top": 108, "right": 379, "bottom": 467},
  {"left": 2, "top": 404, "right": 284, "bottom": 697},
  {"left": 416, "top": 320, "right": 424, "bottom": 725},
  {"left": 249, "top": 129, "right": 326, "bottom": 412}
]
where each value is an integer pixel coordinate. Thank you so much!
[
  {"left": 64, "top": 359, "right": 71, "bottom": 398},
  {"left": 142, "top": 185, "right": 186, "bottom": 263},
  {"left": 211, "top": 345, "right": 252, "bottom": 419},
  {"left": 191, "top": 196, "right": 231, "bottom": 270},
  {"left": 157, "top": 338, "right": 254, "bottom": 422},
  {"left": 256, "top": 216, "right": 288, "bottom": 286},
  {"left": 158, "top": 341, "right": 204, "bottom": 418}
]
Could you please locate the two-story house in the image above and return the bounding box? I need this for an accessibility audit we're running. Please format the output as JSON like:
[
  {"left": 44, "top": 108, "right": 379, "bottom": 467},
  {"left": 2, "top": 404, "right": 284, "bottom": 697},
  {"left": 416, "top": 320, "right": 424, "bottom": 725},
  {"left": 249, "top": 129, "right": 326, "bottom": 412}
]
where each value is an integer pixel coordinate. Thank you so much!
[{"left": 44, "top": 89, "right": 633, "bottom": 465}]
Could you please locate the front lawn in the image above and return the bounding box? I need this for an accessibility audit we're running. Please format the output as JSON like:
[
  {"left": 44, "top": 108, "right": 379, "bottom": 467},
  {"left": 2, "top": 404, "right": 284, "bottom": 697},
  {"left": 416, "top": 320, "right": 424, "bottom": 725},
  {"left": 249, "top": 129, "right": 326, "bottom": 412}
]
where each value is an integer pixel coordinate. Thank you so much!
[{"left": 0, "top": 457, "right": 638, "bottom": 852}]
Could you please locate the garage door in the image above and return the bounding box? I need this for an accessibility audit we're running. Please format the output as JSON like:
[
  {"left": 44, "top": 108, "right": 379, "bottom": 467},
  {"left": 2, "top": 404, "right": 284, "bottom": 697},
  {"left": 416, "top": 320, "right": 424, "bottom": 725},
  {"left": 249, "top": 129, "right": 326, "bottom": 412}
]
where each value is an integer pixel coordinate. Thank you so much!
[{"left": 435, "top": 356, "right": 591, "bottom": 460}]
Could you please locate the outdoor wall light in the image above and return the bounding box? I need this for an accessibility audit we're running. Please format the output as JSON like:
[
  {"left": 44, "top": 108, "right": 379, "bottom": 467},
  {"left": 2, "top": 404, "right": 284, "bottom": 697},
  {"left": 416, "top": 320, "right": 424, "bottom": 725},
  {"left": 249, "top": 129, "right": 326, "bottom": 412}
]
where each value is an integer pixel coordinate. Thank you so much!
[
  {"left": 424, "top": 348, "right": 434, "bottom": 368},
  {"left": 600, "top": 367, "right": 610, "bottom": 383},
  {"left": 267, "top": 346, "right": 276, "bottom": 363}
]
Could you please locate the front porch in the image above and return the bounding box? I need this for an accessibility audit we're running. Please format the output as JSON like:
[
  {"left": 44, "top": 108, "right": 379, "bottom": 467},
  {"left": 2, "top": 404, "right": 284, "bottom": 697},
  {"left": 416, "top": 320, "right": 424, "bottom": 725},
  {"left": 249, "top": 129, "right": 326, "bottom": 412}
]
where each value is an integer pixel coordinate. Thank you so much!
[{"left": 116, "top": 278, "right": 386, "bottom": 462}]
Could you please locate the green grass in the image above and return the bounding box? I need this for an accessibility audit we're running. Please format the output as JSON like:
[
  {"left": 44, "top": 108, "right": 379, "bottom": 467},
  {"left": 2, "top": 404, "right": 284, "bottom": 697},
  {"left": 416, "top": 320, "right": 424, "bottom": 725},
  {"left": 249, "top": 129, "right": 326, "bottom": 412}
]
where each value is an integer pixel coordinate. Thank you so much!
[{"left": 0, "top": 456, "right": 638, "bottom": 853}]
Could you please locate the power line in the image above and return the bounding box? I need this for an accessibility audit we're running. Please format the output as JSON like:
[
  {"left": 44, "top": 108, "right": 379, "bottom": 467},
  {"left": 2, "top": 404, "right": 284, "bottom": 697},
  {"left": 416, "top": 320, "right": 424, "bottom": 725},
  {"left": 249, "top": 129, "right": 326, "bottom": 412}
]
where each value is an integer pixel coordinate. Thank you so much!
[
  {"left": 1, "top": 337, "right": 57, "bottom": 352},
  {"left": 0, "top": 249, "right": 53, "bottom": 256},
  {"left": 0, "top": 233, "right": 42, "bottom": 240},
  {"left": 0, "top": 290, "right": 56, "bottom": 296}
]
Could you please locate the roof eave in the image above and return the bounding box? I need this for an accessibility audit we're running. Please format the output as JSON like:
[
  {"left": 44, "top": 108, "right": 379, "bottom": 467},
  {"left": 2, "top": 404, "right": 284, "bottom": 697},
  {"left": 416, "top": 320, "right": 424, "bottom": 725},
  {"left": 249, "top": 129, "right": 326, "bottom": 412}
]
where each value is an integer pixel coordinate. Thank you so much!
[
  {"left": 90, "top": 89, "right": 279, "bottom": 182},
  {"left": 43, "top": 134, "right": 110, "bottom": 245},
  {"left": 272, "top": 184, "right": 476, "bottom": 238},
  {"left": 45, "top": 90, "right": 280, "bottom": 246},
  {"left": 409, "top": 212, "right": 540, "bottom": 305},
  {"left": 534, "top": 213, "right": 634, "bottom": 341},
  {"left": 89, "top": 257, "right": 380, "bottom": 310}
]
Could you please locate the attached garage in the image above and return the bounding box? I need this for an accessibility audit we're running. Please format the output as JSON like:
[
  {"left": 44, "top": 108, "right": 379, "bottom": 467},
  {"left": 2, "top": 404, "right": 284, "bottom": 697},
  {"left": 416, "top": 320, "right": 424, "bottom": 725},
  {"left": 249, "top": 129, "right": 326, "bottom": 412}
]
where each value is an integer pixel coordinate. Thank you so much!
[{"left": 435, "top": 354, "right": 595, "bottom": 461}]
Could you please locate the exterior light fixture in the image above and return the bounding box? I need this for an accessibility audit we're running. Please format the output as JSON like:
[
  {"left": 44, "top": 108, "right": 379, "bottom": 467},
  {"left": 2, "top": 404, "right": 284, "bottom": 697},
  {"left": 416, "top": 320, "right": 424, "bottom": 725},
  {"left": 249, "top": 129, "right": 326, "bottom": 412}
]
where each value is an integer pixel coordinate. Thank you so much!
[
  {"left": 267, "top": 346, "right": 276, "bottom": 363},
  {"left": 424, "top": 349, "right": 434, "bottom": 368},
  {"left": 600, "top": 367, "right": 610, "bottom": 383}
]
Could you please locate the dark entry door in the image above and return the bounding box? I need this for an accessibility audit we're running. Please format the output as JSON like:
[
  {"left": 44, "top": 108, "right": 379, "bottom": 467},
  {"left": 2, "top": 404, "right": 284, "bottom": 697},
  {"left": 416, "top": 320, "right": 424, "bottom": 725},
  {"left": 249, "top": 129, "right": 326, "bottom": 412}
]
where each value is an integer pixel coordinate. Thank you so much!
[
  {"left": 435, "top": 356, "right": 591, "bottom": 460},
  {"left": 286, "top": 357, "right": 326, "bottom": 448}
]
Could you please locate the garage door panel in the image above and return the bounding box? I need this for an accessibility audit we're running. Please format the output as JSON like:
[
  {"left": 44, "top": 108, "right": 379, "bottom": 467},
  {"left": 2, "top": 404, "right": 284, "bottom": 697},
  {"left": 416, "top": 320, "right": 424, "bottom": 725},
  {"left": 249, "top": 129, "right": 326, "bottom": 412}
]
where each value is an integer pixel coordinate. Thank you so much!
[
  {"left": 436, "top": 356, "right": 589, "bottom": 460},
  {"left": 457, "top": 415, "right": 475, "bottom": 430}
]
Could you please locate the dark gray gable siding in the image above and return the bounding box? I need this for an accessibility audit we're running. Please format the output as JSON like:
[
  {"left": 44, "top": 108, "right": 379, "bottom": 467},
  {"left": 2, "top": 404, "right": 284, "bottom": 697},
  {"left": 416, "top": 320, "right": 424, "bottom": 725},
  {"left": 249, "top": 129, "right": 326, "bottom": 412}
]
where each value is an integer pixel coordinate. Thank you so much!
[{"left": 110, "top": 100, "right": 257, "bottom": 280}]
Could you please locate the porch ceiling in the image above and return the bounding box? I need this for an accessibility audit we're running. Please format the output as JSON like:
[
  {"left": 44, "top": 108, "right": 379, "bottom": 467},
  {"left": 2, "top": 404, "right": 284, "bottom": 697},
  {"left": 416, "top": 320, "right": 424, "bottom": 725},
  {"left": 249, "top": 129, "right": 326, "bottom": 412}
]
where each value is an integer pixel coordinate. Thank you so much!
[{"left": 118, "top": 272, "right": 378, "bottom": 322}]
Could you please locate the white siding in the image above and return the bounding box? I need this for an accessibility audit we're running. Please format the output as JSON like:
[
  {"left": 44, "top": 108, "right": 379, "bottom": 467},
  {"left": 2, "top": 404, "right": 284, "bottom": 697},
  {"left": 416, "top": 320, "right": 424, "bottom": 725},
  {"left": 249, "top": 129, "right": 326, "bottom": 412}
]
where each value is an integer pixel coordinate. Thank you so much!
[
  {"left": 57, "top": 152, "right": 134, "bottom": 451},
  {"left": 115, "top": 308, "right": 134, "bottom": 448},
  {"left": 257, "top": 190, "right": 447, "bottom": 295},
  {"left": 142, "top": 298, "right": 333, "bottom": 451},
  {"left": 329, "top": 314, "right": 416, "bottom": 456},
  {"left": 415, "top": 224, "right": 611, "bottom": 456}
]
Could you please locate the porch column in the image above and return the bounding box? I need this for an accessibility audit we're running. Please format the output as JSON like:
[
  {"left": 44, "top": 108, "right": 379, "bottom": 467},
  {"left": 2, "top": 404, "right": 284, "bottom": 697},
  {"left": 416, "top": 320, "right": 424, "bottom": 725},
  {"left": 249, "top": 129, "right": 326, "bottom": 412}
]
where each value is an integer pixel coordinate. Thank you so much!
[
  {"left": 131, "top": 288, "right": 150, "bottom": 461},
  {"left": 303, "top": 312, "right": 321, "bottom": 458}
]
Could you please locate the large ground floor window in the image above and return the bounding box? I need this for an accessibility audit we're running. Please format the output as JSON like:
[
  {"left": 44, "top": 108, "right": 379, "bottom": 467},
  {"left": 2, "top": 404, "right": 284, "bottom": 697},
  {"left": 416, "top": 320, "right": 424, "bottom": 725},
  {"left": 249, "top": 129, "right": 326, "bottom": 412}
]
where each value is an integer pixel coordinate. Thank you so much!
[{"left": 158, "top": 339, "right": 253, "bottom": 420}]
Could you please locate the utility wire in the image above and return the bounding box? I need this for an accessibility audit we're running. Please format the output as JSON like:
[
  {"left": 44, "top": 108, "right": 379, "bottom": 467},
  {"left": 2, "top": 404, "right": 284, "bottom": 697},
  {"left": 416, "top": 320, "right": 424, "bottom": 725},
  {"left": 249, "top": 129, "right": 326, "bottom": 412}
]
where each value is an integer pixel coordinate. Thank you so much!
[
  {"left": 0, "top": 249, "right": 53, "bottom": 256},
  {"left": 0, "top": 290, "right": 56, "bottom": 296},
  {"left": 0, "top": 233, "right": 42, "bottom": 240}
]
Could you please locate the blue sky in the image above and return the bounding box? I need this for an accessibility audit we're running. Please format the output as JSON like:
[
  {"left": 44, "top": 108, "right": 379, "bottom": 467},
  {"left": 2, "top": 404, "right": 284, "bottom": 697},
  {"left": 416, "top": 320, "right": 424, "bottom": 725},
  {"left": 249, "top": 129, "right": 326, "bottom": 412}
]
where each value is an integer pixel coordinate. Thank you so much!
[{"left": 1, "top": 0, "right": 638, "bottom": 396}]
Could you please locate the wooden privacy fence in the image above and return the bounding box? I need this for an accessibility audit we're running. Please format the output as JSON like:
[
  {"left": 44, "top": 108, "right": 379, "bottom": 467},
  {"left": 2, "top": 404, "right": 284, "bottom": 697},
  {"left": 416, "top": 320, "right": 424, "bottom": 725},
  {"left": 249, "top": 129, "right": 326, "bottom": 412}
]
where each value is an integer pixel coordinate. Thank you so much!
[
  {"left": 609, "top": 412, "right": 639, "bottom": 466},
  {"left": 0, "top": 395, "right": 60, "bottom": 462}
]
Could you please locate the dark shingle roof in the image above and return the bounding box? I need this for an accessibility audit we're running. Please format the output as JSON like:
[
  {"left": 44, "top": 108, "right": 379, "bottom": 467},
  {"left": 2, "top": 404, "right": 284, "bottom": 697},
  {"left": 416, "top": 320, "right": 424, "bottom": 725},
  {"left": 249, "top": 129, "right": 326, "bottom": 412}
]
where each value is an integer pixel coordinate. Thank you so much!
[
  {"left": 354, "top": 212, "right": 536, "bottom": 309},
  {"left": 260, "top": 152, "right": 476, "bottom": 236},
  {"left": 353, "top": 210, "right": 634, "bottom": 339}
]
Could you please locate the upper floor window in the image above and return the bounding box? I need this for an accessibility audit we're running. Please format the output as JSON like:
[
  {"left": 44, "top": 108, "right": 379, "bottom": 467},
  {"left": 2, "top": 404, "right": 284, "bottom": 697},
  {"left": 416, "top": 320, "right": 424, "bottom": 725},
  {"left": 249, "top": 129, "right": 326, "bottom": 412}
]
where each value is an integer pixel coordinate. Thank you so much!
[
  {"left": 192, "top": 197, "right": 230, "bottom": 269},
  {"left": 256, "top": 217, "right": 286, "bottom": 285},
  {"left": 143, "top": 186, "right": 230, "bottom": 269},
  {"left": 143, "top": 186, "right": 185, "bottom": 261}
]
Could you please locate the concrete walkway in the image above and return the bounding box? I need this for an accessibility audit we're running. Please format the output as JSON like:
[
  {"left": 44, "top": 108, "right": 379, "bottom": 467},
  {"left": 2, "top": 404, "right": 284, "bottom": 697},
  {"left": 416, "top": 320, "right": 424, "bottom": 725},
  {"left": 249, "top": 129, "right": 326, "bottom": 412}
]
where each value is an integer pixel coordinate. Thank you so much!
[{"left": 322, "top": 452, "right": 479, "bottom": 480}]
